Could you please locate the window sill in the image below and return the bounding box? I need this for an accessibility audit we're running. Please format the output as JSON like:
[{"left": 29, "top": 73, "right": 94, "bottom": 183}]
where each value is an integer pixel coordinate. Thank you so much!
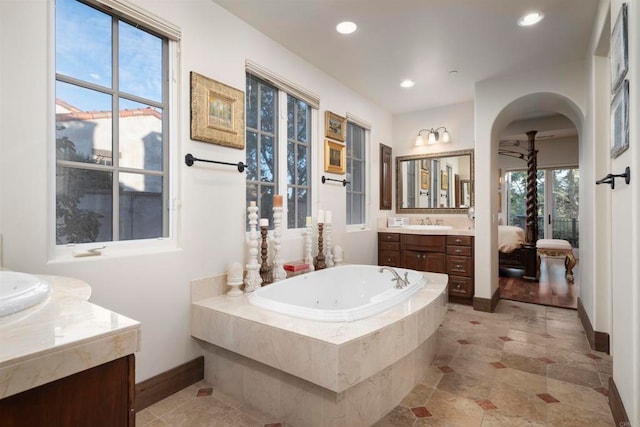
[{"left": 48, "top": 238, "right": 181, "bottom": 264}]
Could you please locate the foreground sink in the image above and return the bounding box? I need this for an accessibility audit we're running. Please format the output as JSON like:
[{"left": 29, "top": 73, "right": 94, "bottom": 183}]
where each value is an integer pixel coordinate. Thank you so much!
[
  {"left": 0, "top": 271, "right": 51, "bottom": 317},
  {"left": 403, "top": 224, "right": 454, "bottom": 231}
]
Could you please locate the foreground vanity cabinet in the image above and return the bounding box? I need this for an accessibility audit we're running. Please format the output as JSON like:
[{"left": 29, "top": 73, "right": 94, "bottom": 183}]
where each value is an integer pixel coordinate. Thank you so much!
[{"left": 446, "top": 235, "right": 475, "bottom": 303}]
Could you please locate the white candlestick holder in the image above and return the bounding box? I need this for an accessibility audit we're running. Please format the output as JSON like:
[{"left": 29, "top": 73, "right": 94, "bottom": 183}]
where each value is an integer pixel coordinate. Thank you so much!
[
  {"left": 325, "top": 222, "right": 334, "bottom": 267},
  {"left": 244, "top": 204, "right": 262, "bottom": 292},
  {"left": 272, "top": 206, "right": 287, "bottom": 281},
  {"left": 305, "top": 223, "right": 315, "bottom": 271},
  {"left": 227, "top": 262, "right": 244, "bottom": 297}
]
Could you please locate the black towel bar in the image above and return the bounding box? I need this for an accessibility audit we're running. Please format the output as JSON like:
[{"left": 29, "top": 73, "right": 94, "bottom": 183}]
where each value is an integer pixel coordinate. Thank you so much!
[
  {"left": 596, "top": 166, "right": 630, "bottom": 189},
  {"left": 321, "top": 175, "right": 349, "bottom": 187},
  {"left": 185, "top": 153, "right": 246, "bottom": 173}
]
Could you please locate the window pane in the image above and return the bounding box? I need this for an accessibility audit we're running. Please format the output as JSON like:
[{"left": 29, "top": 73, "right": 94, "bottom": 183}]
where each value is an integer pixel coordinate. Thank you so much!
[
  {"left": 56, "top": 0, "right": 112, "bottom": 87},
  {"left": 119, "top": 173, "right": 163, "bottom": 240},
  {"left": 287, "top": 96, "right": 294, "bottom": 140},
  {"left": 246, "top": 77, "right": 258, "bottom": 129},
  {"left": 247, "top": 182, "right": 259, "bottom": 206},
  {"left": 119, "top": 98, "right": 163, "bottom": 170},
  {"left": 246, "top": 131, "right": 258, "bottom": 181},
  {"left": 297, "top": 101, "right": 308, "bottom": 143},
  {"left": 56, "top": 81, "right": 113, "bottom": 165},
  {"left": 297, "top": 145, "right": 308, "bottom": 186},
  {"left": 352, "top": 159, "right": 363, "bottom": 192},
  {"left": 287, "top": 141, "right": 295, "bottom": 185},
  {"left": 260, "top": 85, "right": 275, "bottom": 133},
  {"left": 260, "top": 135, "right": 275, "bottom": 182},
  {"left": 119, "top": 22, "right": 162, "bottom": 103},
  {"left": 296, "top": 188, "right": 308, "bottom": 228},
  {"left": 260, "top": 185, "right": 274, "bottom": 227},
  {"left": 56, "top": 166, "right": 113, "bottom": 244},
  {"left": 287, "top": 188, "right": 295, "bottom": 228}
]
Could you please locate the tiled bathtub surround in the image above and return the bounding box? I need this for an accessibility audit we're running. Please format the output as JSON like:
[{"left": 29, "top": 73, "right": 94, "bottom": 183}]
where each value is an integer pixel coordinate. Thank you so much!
[{"left": 191, "top": 274, "right": 447, "bottom": 425}]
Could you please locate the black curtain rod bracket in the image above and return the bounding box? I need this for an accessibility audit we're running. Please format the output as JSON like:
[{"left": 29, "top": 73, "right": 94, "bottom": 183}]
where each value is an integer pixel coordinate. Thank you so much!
[
  {"left": 321, "top": 175, "right": 349, "bottom": 187},
  {"left": 185, "top": 153, "right": 246, "bottom": 173},
  {"left": 596, "top": 166, "right": 630, "bottom": 189}
]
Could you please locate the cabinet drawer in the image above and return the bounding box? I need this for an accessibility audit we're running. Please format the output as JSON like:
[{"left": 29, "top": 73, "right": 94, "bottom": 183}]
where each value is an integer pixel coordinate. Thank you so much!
[
  {"left": 379, "top": 251, "right": 401, "bottom": 267},
  {"left": 446, "top": 245, "right": 471, "bottom": 256},
  {"left": 447, "top": 255, "right": 473, "bottom": 276},
  {"left": 446, "top": 235, "right": 473, "bottom": 246},
  {"left": 379, "top": 241, "right": 400, "bottom": 252},
  {"left": 448, "top": 276, "right": 473, "bottom": 297},
  {"left": 379, "top": 233, "right": 400, "bottom": 242},
  {"left": 401, "top": 234, "right": 445, "bottom": 252}
]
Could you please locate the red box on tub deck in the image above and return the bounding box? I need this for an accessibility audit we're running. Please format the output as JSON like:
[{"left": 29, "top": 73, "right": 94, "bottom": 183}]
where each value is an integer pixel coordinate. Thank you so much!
[{"left": 283, "top": 262, "right": 309, "bottom": 272}]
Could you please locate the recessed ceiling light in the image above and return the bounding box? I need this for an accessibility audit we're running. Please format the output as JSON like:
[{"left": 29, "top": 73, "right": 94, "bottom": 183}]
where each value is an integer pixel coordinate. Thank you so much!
[
  {"left": 449, "top": 70, "right": 459, "bottom": 77},
  {"left": 400, "top": 79, "right": 415, "bottom": 88},
  {"left": 336, "top": 21, "right": 357, "bottom": 34},
  {"left": 518, "top": 12, "right": 544, "bottom": 27}
]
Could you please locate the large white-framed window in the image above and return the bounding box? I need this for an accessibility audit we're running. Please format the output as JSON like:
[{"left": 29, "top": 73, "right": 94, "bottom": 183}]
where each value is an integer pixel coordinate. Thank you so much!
[
  {"left": 54, "top": 0, "right": 179, "bottom": 248},
  {"left": 346, "top": 120, "right": 369, "bottom": 226},
  {"left": 245, "top": 64, "right": 318, "bottom": 229}
]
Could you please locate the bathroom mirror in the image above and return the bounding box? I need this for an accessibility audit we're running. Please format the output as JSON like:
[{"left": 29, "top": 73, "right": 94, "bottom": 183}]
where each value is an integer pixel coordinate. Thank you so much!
[{"left": 396, "top": 149, "right": 474, "bottom": 214}]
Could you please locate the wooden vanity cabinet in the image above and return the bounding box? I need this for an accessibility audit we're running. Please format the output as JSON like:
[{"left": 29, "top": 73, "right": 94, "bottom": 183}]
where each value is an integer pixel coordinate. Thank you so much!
[
  {"left": 446, "top": 235, "right": 474, "bottom": 304},
  {"left": 399, "top": 234, "right": 446, "bottom": 273},
  {"left": 378, "top": 232, "right": 401, "bottom": 267}
]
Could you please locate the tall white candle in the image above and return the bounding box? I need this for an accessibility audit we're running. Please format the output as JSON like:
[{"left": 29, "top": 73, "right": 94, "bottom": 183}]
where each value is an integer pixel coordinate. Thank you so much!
[
  {"left": 317, "top": 209, "right": 325, "bottom": 224},
  {"left": 259, "top": 218, "right": 269, "bottom": 227},
  {"left": 249, "top": 201, "right": 256, "bottom": 207},
  {"left": 325, "top": 210, "right": 332, "bottom": 224}
]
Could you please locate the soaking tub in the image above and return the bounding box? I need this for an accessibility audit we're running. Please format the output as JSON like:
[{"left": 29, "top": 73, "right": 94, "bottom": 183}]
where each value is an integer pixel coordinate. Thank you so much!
[
  {"left": 191, "top": 265, "right": 448, "bottom": 427},
  {"left": 248, "top": 264, "right": 425, "bottom": 322}
]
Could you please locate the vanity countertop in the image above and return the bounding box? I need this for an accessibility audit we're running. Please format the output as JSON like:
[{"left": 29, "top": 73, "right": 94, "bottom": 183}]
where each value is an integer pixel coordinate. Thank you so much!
[
  {"left": 378, "top": 227, "right": 475, "bottom": 236},
  {"left": 0, "top": 274, "right": 140, "bottom": 399}
]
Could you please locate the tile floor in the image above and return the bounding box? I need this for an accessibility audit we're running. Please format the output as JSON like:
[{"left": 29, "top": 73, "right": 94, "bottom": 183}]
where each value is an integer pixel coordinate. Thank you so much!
[{"left": 137, "top": 300, "right": 614, "bottom": 426}]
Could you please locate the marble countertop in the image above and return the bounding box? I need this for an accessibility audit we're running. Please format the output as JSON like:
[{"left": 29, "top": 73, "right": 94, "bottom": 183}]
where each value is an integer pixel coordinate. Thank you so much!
[
  {"left": 0, "top": 274, "right": 140, "bottom": 399},
  {"left": 378, "top": 226, "right": 475, "bottom": 236}
]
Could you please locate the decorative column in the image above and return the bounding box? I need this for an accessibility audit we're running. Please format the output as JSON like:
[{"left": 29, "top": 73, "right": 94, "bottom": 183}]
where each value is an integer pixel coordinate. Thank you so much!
[
  {"left": 305, "top": 216, "right": 315, "bottom": 271},
  {"left": 244, "top": 202, "right": 262, "bottom": 292},
  {"left": 525, "top": 130, "right": 539, "bottom": 246},
  {"left": 314, "top": 223, "right": 326, "bottom": 270},
  {"left": 259, "top": 220, "right": 272, "bottom": 285},
  {"left": 271, "top": 195, "right": 287, "bottom": 281},
  {"left": 324, "top": 211, "right": 334, "bottom": 267}
]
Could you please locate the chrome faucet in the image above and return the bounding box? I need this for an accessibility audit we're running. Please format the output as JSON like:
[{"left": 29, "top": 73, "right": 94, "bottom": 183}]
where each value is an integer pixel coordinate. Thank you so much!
[
  {"left": 435, "top": 219, "right": 444, "bottom": 225},
  {"left": 425, "top": 217, "right": 433, "bottom": 225},
  {"left": 378, "top": 267, "right": 410, "bottom": 289}
]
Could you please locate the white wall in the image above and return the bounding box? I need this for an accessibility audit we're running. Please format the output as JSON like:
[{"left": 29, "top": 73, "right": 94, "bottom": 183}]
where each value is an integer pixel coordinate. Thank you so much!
[
  {"left": 0, "top": 0, "right": 391, "bottom": 381},
  {"left": 498, "top": 137, "right": 579, "bottom": 171}
]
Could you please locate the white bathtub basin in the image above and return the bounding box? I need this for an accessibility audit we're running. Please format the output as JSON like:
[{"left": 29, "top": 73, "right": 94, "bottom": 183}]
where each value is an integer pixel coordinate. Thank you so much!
[
  {"left": 403, "top": 224, "right": 453, "bottom": 231},
  {"left": 0, "top": 272, "right": 51, "bottom": 317}
]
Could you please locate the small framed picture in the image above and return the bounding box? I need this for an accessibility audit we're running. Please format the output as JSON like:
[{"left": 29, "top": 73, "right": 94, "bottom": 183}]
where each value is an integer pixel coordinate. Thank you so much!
[
  {"left": 324, "top": 140, "right": 346, "bottom": 174},
  {"left": 611, "top": 79, "right": 629, "bottom": 158},
  {"left": 441, "top": 170, "right": 449, "bottom": 190},
  {"left": 611, "top": 3, "right": 628, "bottom": 93},
  {"left": 325, "top": 111, "right": 346, "bottom": 142},
  {"left": 420, "top": 170, "right": 430, "bottom": 190}
]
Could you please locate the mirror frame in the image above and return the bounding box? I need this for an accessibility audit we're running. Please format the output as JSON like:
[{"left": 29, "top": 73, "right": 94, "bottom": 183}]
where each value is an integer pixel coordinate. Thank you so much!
[{"left": 395, "top": 149, "right": 474, "bottom": 214}]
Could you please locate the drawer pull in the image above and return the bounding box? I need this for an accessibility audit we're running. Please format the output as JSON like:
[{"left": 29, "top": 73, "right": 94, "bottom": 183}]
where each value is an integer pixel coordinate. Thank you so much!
[
  {"left": 455, "top": 239, "right": 462, "bottom": 243},
  {"left": 455, "top": 283, "right": 462, "bottom": 289},
  {"left": 455, "top": 264, "right": 463, "bottom": 269},
  {"left": 387, "top": 258, "right": 392, "bottom": 262},
  {"left": 455, "top": 249, "right": 462, "bottom": 253}
]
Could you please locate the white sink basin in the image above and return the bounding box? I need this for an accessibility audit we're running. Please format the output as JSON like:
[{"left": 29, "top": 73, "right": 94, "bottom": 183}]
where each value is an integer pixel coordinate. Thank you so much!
[
  {"left": 403, "top": 224, "right": 454, "bottom": 231},
  {"left": 0, "top": 271, "right": 51, "bottom": 317}
]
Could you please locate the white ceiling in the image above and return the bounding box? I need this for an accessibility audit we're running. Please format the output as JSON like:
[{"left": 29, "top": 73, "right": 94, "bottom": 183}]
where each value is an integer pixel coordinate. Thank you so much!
[{"left": 211, "top": 0, "right": 599, "bottom": 115}]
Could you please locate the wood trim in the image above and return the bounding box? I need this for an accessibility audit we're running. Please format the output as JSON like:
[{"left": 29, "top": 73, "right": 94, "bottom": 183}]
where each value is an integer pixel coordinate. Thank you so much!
[
  {"left": 608, "top": 377, "right": 630, "bottom": 426},
  {"left": 135, "top": 356, "right": 204, "bottom": 411},
  {"left": 577, "top": 297, "right": 610, "bottom": 354},
  {"left": 473, "top": 286, "right": 500, "bottom": 313}
]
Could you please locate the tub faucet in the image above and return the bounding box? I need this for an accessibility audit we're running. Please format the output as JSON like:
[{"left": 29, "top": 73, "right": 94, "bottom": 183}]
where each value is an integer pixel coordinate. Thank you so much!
[{"left": 378, "top": 267, "right": 409, "bottom": 289}]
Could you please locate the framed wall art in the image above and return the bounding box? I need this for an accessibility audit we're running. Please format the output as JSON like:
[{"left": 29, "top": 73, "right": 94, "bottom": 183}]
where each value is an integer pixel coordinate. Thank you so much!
[
  {"left": 610, "top": 79, "right": 629, "bottom": 158},
  {"left": 190, "top": 71, "right": 245, "bottom": 149},
  {"left": 611, "top": 3, "right": 628, "bottom": 93},
  {"left": 441, "top": 170, "right": 448, "bottom": 190},
  {"left": 324, "top": 140, "right": 346, "bottom": 174},
  {"left": 420, "top": 169, "right": 430, "bottom": 190},
  {"left": 325, "top": 111, "right": 346, "bottom": 142}
]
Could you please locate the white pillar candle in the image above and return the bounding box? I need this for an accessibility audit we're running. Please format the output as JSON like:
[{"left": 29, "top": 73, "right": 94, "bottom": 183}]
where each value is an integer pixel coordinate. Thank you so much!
[
  {"left": 259, "top": 218, "right": 269, "bottom": 227},
  {"left": 325, "top": 210, "right": 332, "bottom": 224},
  {"left": 250, "top": 201, "right": 256, "bottom": 207},
  {"left": 305, "top": 216, "right": 312, "bottom": 227},
  {"left": 317, "top": 209, "right": 325, "bottom": 224}
]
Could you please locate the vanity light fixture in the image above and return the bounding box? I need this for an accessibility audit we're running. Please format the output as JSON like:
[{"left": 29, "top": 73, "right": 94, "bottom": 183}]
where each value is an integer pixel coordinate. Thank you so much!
[
  {"left": 518, "top": 12, "right": 544, "bottom": 27},
  {"left": 336, "top": 21, "right": 357, "bottom": 34},
  {"left": 415, "top": 127, "right": 450, "bottom": 146}
]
